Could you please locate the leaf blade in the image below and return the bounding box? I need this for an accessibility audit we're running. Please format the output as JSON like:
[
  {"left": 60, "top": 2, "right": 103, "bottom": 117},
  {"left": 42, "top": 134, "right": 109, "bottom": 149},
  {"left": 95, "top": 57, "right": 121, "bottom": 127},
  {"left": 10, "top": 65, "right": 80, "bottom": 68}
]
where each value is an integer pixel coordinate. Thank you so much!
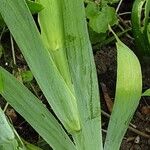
[
  {"left": 142, "top": 89, "right": 150, "bottom": 96},
  {"left": 0, "top": 0, "right": 80, "bottom": 132},
  {"left": 0, "top": 67, "right": 76, "bottom": 150},
  {"left": 104, "top": 39, "right": 142, "bottom": 150},
  {"left": 60, "top": 0, "right": 103, "bottom": 149}
]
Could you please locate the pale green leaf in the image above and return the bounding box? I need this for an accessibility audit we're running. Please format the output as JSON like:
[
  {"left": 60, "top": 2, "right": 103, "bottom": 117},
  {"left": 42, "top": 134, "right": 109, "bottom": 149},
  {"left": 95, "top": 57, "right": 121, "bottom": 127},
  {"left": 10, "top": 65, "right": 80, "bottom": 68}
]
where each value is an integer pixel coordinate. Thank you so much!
[
  {"left": 0, "top": 0, "right": 44, "bottom": 27},
  {"left": 0, "top": 108, "right": 22, "bottom": 150},
  {"left": 36, "top": 0, "right": 74, "bottom": 92},
  {"left": 104, "top": 38, "right": 142, "bottom": 150},
  {"left": 0, "top": 67, "right": 76, "bottom": 150},
  {"left": 85, "top": 2, "right": 99, "bottom": 19},
  {"left": 0, "top": 0, "right": 80, "bottom": 132},
  {"left": 60, "top": 0, "right": 103, "bottom": 149}
]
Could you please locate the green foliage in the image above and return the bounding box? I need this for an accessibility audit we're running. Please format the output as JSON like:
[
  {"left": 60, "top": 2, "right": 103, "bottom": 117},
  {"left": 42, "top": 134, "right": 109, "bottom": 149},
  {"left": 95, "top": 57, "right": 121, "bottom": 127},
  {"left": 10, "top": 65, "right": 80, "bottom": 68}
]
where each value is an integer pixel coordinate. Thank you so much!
[
  {"left": 84, "top": 0, "right": 120, "bottom": 4},
  {"left": 0, "top": 0, "right": 44, "bottom": 27},
  {"left": 148, "top": 23, "right": 150, "bottom": 43},
  {"left": 0, "top": 0, "right": 145, "bottom": 150},
  {"left": 0, "top": 0, "right": 81, "bottom": 133},
  {"left": 88, "top": 27, "right": 107, "bottom": 44},
  {"left": 131, "top": 0, "right": 150, "bottom": 57},
  {"left": 0, "top": 67, "right": 76, "bottom": 150},
  {"left": 0, "top": 0, "right": 102, "bottom": 149},
  {"left": 86, "top": 2, "right": 118, "bottom": 33},
  {"left": 106, "top": 0, "right": 120, "bottom": 4},
  {"left": 26, "top": 0, "right": 44, "bottom": 14},
  {"left": 0, "top": 108, "right": 26, "bottom": 150},
  {"left": 104, "top": 32, "right": 142, "bottom": 150},
  {"left": 142, "top": 89, "right": 150, "bottom": 96},
  {"left": 21, "top": 70, "right": 33, "bottom": 83},
  {"left": 0, "top": 44, "right": 3, "bottom": 58}
]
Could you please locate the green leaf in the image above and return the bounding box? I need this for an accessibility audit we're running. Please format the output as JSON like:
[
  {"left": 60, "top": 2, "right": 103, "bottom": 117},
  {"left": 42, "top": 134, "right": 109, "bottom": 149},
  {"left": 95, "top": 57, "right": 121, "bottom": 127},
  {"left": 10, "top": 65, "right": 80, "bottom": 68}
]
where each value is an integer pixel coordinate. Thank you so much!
[
  {"left": 26, "top": 0, "right": 44, "bottom": 15},
  {"left": 0, "top": 0, "right": 44, "bottom": 27},
  {"left": 85, "top": 2, "right": 99, "bottom": 19},
  {"left": 88, "top": 4, "right": 118, "bottom": 33},
  {"left": 0, "top": 0, "right": 103, "bottom": 149},
  {"left": 22, "top": 139, "right": 43, "bottom": 150},
  {"left": 142, "top": 89, "right": 150, "bottom": 96},
  {"left": 0, "top": 0, "right": 80, "bottom": 132},
  {"left": 148, "top": 23, "right": 150, "bottom": 43},
  {"left": 104, "top": 0, "right": 120, "bottom": 4},
  {"left": 88, "top": 27, "right": 106, "bottom": 44},
  {"left": 104, "top": 37, "right": 142, "bottom": 150},
  {"left": 0, "top": 108, "right": 21, "bottom": 150},
  {"left": 37, "top": 0, "right": 74, "bottom": 91},
  {"left": 60, "top": 0, "right": 103, "bottom": 149},
  {"left": 0, "top": 67, "right": 76, "bottom": 150},
  {"left": 21, "top": 70, "right": 33, "bottom": 83},
  {"left": 0, "top": 44, "right": 3, "bottom": 58},
  {"left": 131, "top": 0, "right": 150, "bottom": 56}
]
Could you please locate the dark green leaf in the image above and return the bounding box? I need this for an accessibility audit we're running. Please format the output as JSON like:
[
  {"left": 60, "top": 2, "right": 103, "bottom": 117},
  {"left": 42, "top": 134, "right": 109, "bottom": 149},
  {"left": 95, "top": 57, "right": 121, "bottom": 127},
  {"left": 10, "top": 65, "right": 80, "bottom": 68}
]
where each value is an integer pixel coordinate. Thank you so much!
[
  {"left": 21, "top": 70, "right": 33, "bottom": 83},
  {"left": 26, "top": 0, "right": 44, "bottom": 15}
]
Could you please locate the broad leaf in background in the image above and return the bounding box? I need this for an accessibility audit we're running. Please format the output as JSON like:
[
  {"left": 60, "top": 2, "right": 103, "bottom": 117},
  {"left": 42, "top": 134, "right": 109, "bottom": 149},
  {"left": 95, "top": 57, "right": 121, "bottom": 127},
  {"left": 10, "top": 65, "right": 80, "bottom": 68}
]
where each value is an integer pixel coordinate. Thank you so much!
[
  {"left": 0, "top": 67, "right": 76, "bottom": 150},
  {"left": 0, "top": 0, "right": 80, "bottom": 132},
  {"left": 86, "top": 3, "right": 118, "bottom": 33},
  {"left": 142, "top": 89, "right": 150, "bottom": 96},
  {"left": 104, "top": 35, "right": 142, "bottom": 150},
  {"left": 0, "top": 0, "right": 44, "bottom": 27}
]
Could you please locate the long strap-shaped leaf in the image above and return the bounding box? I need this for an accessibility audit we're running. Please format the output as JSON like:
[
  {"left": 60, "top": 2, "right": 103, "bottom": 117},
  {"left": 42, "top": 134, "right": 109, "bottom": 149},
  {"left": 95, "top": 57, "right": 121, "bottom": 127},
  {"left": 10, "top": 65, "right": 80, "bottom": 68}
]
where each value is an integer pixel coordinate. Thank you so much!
[
  {"left": 0, "top": 67, "right": 76, "bottom": 150},
  {"left": 0, "top": 0, "right": 80, "bottom": 132},
  {"left": 0, "top": 0, "right": 44, "bottom": 27},
  {"left": 0, "top": 108, "right": 21, "bottom": 150},
  {"left": 104, "top": 38, "right": 142, "bottom": 150},
  {"left": 60, "top": 0, "right": 103, "bottom": 149},
  {"left": 36, "top": 0, "right": 74, "bottom": 93},
  {"left": 35, "top": 0, "right": 103, "bottom": 149}
]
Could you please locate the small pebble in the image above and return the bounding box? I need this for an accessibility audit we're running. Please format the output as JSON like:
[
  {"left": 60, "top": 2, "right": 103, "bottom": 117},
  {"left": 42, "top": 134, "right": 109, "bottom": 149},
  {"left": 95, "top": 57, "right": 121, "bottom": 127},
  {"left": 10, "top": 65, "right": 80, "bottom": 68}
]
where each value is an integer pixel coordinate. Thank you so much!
[
  {"left": 134, "top": 136, "right": 140, "bottom": 144},
  {"left": 5, "top": 62, "right": 8, "bottom": 66}
]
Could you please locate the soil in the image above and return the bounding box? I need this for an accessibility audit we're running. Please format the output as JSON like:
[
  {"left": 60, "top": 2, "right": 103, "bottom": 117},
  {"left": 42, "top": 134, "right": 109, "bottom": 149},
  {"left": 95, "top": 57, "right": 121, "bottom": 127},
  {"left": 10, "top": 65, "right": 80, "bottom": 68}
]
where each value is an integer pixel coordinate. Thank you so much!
[{"left": 0, "top": 1, "right": 150, "bottom": 150}]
